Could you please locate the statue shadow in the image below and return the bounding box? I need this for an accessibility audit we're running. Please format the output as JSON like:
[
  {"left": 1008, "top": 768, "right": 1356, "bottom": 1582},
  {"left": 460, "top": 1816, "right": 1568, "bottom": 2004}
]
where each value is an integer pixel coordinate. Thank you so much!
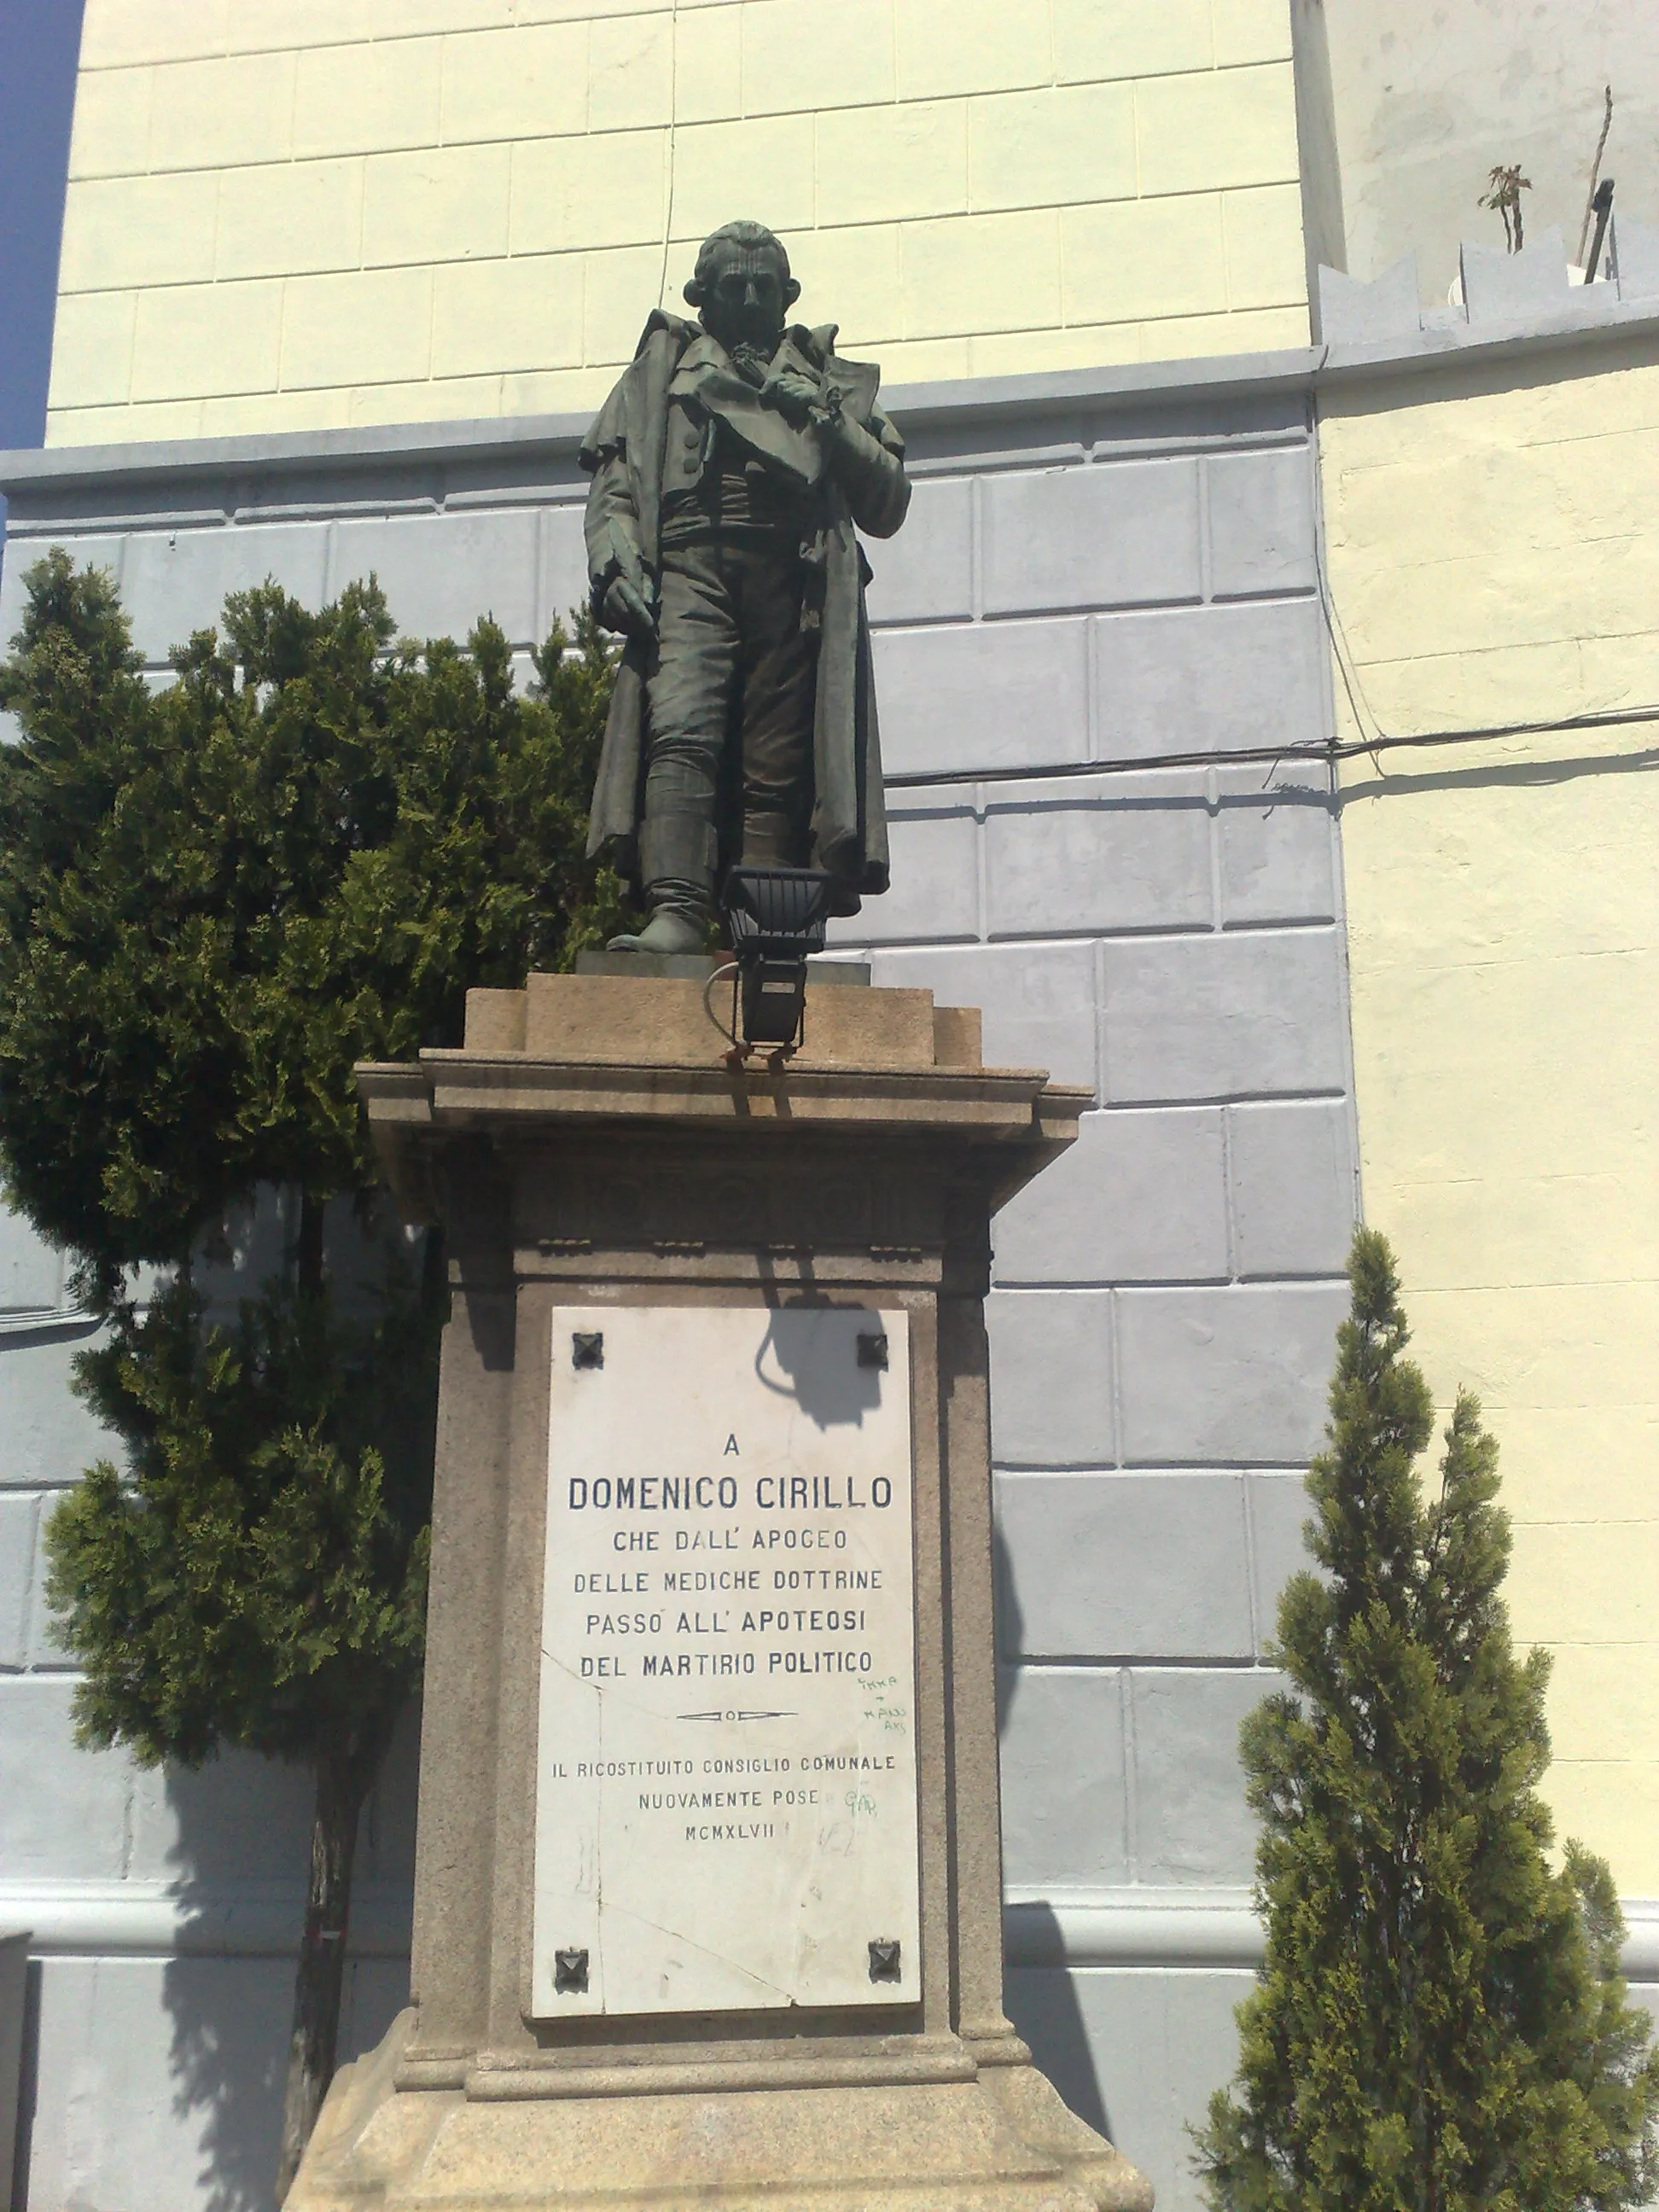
[
  {"left": 752, "top": 1304, "right": 887, "bottom": 1429},
  {"left": 157, "top": 1705, "right": 419, "bottom": 2210},
  {"left": 993, "top": 1514, "right": 1114, "bottom": 2142}
]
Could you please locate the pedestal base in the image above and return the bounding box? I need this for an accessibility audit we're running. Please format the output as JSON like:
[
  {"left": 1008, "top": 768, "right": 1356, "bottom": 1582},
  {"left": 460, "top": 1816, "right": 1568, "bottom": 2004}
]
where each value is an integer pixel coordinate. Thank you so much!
[
  {"left": 332, "top": 978, "right": 1151, "bottom": 2212},
  {"left": 288, "top": 2012, "right": 1153, "bottom": 2212}
]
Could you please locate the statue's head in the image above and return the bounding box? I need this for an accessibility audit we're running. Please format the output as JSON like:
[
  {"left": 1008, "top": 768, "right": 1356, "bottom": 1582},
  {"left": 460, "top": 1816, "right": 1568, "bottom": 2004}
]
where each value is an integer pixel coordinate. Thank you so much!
[{"left": 684, "top": 220, "right": 800, "bottom": 359}]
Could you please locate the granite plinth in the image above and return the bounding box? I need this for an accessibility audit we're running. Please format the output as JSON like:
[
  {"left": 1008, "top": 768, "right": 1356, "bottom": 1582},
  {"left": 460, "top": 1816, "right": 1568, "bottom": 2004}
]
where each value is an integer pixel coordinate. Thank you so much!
[
  {"left": 573, "top": 952, "right": 871, "bottom": 988},
  {"left": 288, "top": 975, "right": 1148, "bottom": 2212}
]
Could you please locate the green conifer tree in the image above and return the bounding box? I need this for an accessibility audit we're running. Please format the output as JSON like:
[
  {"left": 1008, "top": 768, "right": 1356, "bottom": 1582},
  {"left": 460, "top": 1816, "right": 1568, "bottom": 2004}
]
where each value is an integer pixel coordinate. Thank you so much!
[
  {"left": 0, "top": 551, "right": 628, "bottom": 2192},
  {"left": 1195, "top": 1229, "right": 1659, "bottom": 2211}
]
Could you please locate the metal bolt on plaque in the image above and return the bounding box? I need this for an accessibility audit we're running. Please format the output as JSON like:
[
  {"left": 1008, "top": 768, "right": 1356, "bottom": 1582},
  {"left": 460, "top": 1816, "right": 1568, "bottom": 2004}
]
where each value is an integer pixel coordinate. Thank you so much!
[
  {"left": 867, "top": 1939, "right": 901, "bottom": 1982},
  {"left": 571, "top": 1331, "right": 604, "bottom": 1371},
  {"left": 857, "top": 1331, "right": 888, "bottom": 1370},
  {"left": 554, "top": 1947, "right": 590, "bottom": 1994}
]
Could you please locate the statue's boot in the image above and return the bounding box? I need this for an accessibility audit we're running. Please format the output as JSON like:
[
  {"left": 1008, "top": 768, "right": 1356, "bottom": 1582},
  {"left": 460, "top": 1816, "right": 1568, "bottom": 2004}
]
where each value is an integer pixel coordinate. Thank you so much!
[
  {"left": 606, "top": 906, "right": 708, "bottom": 957},
  {"left": 607, "top": 808, "right": 716, "bottom": 956}
]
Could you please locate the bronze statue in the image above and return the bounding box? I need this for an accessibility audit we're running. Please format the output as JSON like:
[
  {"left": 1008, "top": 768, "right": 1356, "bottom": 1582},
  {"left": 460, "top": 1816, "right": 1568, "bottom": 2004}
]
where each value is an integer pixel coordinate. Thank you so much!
[{"left": 580, "top": 220, "right": 910, "bottom": 955}]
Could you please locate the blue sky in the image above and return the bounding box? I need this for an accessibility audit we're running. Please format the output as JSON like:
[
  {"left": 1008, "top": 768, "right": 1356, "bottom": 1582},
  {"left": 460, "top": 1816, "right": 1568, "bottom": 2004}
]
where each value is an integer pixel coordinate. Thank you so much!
[{"left": 0, "top": 0, "right": 84, "bottom": 453}]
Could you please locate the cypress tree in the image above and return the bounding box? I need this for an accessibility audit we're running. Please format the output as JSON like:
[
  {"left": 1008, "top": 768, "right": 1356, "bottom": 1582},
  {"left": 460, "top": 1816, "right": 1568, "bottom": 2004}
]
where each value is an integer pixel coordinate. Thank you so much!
[
  {"left": 0, "top": 552, "right": 627, "bottom": 2192},
  {"left": 1195, "top": 1229, "right": 1659, "bottom": 2211}
]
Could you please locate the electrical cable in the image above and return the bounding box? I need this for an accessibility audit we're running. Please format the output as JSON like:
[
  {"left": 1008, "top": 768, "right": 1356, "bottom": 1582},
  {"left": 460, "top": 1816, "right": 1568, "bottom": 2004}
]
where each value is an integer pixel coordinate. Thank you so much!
[
  {"left": 886, "top": 384, "right": 1657, "bottom": 793},
  {"left": 701, "top": 960, "right": 740, "bottom": 1046},
  {"left": 657, "top": 0, "right": 680, "bottom": 312},
  {"left": 879, "top": 702, "right": 1659, "bottom": 792},
  {"left": 1310, "top": 425, "right": 1390, "bottom": 756}
]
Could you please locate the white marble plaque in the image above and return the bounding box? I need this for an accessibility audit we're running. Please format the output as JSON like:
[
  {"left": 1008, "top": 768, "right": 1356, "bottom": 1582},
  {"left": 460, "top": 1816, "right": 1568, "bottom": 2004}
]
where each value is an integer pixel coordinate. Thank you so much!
[{"left": 531, "top": 1304, "right": 920, "bottom": 2017}]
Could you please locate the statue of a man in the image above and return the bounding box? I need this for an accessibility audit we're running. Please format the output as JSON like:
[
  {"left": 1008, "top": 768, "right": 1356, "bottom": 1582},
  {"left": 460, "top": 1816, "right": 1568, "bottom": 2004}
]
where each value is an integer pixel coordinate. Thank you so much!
[{"left": 580, "top": 219, "right": 910, "bottom": 955}]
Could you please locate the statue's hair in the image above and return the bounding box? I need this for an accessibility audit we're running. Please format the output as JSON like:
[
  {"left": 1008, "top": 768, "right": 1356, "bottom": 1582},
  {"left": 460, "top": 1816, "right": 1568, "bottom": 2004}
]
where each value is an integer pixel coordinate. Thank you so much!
[{"left": 684, "top": 220, "right": 800, "bottom": 308}]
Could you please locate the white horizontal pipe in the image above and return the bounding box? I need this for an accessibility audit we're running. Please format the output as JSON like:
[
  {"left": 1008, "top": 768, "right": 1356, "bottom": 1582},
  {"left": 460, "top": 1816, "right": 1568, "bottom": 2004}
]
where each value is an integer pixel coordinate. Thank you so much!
[
  {"left": 1004, "top": 1890, "right": 1659, "bottom": 1982},
  {"left": 4, "top": 1881, "right": 1656, "bottom": 1981},
  {"left": 0, "top": 1881, "right": 413, "bottom": 1959}
]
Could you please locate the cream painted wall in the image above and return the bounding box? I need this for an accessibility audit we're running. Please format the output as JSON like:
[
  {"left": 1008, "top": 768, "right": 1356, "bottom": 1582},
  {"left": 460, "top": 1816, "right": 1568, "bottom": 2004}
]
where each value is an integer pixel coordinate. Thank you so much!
[
  {"left": 46, "top": 0, "right": 1311, "bottom": 445},
  {"left": 1323, "top": 339, "right": 1659, "bottom": 1892}
]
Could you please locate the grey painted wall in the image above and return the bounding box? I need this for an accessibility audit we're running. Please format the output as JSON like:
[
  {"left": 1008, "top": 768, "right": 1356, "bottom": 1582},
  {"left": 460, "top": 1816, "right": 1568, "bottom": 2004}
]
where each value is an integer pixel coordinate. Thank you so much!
[
  {"left": 1325, "top": 0, "right": 1659, "bottom": 300},
  {"left": 0, "top": 369, "right": 1356, "bottom": 2211}
]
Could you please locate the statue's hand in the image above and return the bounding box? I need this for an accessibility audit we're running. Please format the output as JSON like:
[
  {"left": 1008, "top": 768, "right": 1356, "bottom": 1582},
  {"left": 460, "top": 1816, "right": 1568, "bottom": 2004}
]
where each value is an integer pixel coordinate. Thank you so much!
[
  {"left": 601, "top": 574, "right": 658, "bottom": 645},
  {"left": 760, "top": 364, "right": 822, "bottom": 431}
]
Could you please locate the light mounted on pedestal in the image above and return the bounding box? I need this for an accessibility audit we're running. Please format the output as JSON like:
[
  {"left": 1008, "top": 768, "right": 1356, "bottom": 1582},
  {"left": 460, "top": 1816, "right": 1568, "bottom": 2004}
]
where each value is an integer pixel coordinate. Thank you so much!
[{"left": 719, "top": 864, "right": 833, "bottom": 1054}]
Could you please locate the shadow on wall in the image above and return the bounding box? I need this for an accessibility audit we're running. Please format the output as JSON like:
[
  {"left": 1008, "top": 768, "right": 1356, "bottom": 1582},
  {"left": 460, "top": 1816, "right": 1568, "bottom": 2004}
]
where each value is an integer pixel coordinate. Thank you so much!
[
  {"left": 157, "top": 1708, "right": 420, "bottom": 2212},
  {"left": 164, "top": 1951, "right": 290, "bottom": 2212},
  {"left": 992, "top": 1516, "right": 1114, "bottom": 2143}
]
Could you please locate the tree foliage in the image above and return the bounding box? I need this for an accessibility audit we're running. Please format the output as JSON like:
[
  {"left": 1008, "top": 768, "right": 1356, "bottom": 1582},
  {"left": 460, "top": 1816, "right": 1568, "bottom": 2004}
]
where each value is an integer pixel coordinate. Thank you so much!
[
  {"left": 0, "top": 551, "right": 627, "bottom": 1298},
  {"left": 1195, "top": 1229, "right": 1659, "bottom": 2212},
  {"left": 0, "top": 550, "right": 626, "bottom": 2186},
  {"left": 46, "top": 1266, "right": 437, "bottom": 1778}
]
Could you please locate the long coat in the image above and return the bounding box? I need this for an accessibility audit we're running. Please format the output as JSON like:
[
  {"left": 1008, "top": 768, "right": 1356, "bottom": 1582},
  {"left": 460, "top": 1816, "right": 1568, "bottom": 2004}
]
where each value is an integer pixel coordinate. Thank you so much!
[{"left": 579, "top": 313, "right": 909, "bottom": 913}]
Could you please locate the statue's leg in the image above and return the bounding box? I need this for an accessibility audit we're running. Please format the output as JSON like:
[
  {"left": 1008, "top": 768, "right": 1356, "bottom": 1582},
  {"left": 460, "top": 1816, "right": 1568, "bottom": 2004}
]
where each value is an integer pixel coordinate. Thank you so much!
[
  {"left": 734, "top": 544, "right": 817, "bottom": 868},
  {"left": 609, "top": 544, "right": 737, "bottom": 954}
]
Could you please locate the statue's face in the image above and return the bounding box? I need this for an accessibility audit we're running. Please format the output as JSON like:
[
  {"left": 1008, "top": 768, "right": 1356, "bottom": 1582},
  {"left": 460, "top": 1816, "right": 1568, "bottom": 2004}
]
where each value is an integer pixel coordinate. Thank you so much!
[{"left": 698, "top": 245, "right": 789, "bottom": 358}]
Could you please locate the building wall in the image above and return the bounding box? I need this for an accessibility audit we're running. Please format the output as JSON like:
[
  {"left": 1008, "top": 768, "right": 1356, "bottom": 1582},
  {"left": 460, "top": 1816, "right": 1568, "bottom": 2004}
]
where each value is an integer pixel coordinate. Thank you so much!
[
  {"left": 46, "top": 0, "right": 1313, "bottom": 445},
  {"left": 0, "top": 362, "right": 1353, "bottom": 2211},
  {"left": 1321, "top": 335, "right": 1659, "bottom": 1893},
  {"left": 1324, "top": 0, "right": 1659, "bottom": 300}
]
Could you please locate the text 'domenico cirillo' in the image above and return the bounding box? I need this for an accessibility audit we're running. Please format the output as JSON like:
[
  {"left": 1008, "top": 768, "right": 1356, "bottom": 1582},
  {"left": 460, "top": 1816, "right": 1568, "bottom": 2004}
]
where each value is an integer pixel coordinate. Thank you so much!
[{"left": 531, "top": 1303, "right": 921, "bottom": 2016}]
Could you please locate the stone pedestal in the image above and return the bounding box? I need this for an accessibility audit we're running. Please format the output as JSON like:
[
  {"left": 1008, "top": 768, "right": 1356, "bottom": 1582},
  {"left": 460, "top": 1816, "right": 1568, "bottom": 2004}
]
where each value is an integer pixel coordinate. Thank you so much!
[{"left": 288, "top": 971, "right": 1151, "bottom": 2212}]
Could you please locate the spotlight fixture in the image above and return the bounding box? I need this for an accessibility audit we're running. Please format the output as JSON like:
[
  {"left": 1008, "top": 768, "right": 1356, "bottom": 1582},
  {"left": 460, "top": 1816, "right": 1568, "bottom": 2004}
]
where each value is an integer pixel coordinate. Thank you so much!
[{"left": 719, "top": 865, "right": 834, "bottom": 1052}]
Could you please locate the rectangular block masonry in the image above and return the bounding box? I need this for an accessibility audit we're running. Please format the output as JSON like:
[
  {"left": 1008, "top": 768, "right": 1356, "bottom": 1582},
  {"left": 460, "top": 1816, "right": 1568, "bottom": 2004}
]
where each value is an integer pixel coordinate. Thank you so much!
[
  {"left": 861, "top": 943, "right": 1098, "bottom": 1093},
  {"left": 984, "top": 773, "right": 1212, "bottom": 938},
  {"left": 981, "top": 459, "right": 1202, "bottom": 616},
  {"left": 118, "top": 522, "right": 331, "bottom": 663},
  {"left": 125, "top": 1739, "right": 340, "bottom": 1885},
  {"left": 1093, "top": 597, "right": 1327, "bottom": 762},
  {"left": 872, "top": 618, "right": 1089, "bottom": 778},
  {"left": 1216, "top": 771, "right": 1336, "bottom": 924},
  {"left": 1226, "top": 1099, "right": 1356, "bottom": 1278},
  {"left": 147, "top": 49, "right": 298, "bottom": 172},
  {"left": 1101, "top": 928, "right": 1348, "bottom": 1102},
  {"left": 992, "top": 1107, "right": 1226, "bottom": 1285},
  {"left": 1008, "top": 1965, "right": 1251, "bottom": 2212},
  {"left": 987, "top": 1289, "right": 1116, "bottom": 1468},
  {"left": 968, "top": 81, "right": 1137, "bottom": 217},
  {"left": 740, "top": 0, "right": 896, "bottom": 117},
  {"left": 131, "top": 277, "right": 284, "bottom": 404},
  {"left": 996, "top": 1471, "right": 1252, "bottom": 1659},
  {"left": 1, "top": 1327, "right": 138, "bottom": 1490},
  {"left": 1205, "top": 446, "right": 1318, "bottom": 599},
  {"left": 58, "top": 172, "right": 220, "bottom": 294},
  {"left": 998, "top": 1665, "right": 1130, "bottom": 1888},
  {"left": 292, "top": 37, "right": 444, "bottom": 160},
  {"left": 1133, "top": 64, "right": 1300, "bottom": 198},
  {"left": 0, "top": 1206, "right": 67, "bottom": 1314},
  {"left": 1248, "top": 1472, "right": 1313, "bottom": 1655},
  {"left": 439, "top": 20, "right": 589, "bottom": 145},
  {"left": 1130, "top": 1667, "right": 1279, "bottom": 1883},
  {"left": 328, "top": 510, "right": 538, "bottom": 645},
  {"left": 1115, "top": 1282, "right": 1350, "bottom": 1464},
  {"left": 538, "top": 504, "right": 591, "bottom": 637},
  {"left": 0, "top": 1678, "right": 135, "bottom": 1879},
  {"left": 23, "top": 1953, "right": 303, "bottom": 2211},
  {"left": 362, "top": 143, "right": 512, "bottom": 271},
  {"left": 217, "top": 158, "right": 367, "bottom": 283},
  {"left": 1, "top": 535, "right": 125, "bottom": 667},
  {"left": 861, "top": 807, "right": 981, "bottom": 943},
  {"left": 0, "top": 1493, "right": 40, "bottom": 1669},
  {"left": 862, "top": 475, "right": 974, "bottom": 626}
]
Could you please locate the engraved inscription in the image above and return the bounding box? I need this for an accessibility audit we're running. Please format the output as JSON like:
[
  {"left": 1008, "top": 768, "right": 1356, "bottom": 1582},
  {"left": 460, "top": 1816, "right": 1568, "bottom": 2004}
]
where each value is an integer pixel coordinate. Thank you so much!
[{"left": 531, "top": 1304, "right": 921, "bottom": 2017}]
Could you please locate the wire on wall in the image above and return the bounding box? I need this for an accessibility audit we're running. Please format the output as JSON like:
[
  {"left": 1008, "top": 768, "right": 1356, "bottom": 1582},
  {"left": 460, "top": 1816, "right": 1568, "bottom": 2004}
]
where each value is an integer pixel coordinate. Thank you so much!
[
  {"left": 881, "top": 704, "right": 1659, "bottom": 792},
  {"left": 658, "top": 0, "right": 681, "bottom": 311}
]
